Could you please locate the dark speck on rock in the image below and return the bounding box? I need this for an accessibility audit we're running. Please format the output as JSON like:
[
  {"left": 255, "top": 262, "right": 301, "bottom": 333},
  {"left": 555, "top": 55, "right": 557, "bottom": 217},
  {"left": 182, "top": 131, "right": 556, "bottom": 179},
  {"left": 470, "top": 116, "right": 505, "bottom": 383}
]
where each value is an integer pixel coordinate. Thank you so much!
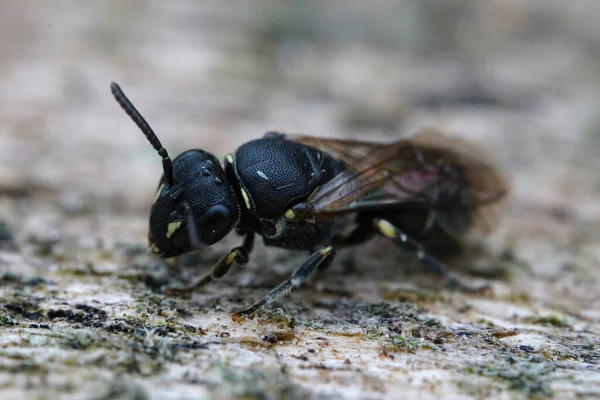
[
  {"left": 425, "top": 318, "right": 442, "bottom": 327},
  {"left": 104, "top": 320, "right": 133, "bottom": 334},
  {"left": 47, "top": 309, "right": 71, "bottom": 320},
  {"left": 29, "top": 323, "right": 51, "bottom": 329},
  {"left": 154, "top": 327, "right": 176, "bottom": 336},
  {"left": 519, "top": 345, "right": 535, "bottom": 353},
  {"left": 262, "top": 332, "right": 278, "bottom": 343},
  {"left": 1, "top": 272, "right": 46, "bottom": 287},
  {"left": 456, "top": 330, "right": 474, "bottom": 338},
  {"left": 5, "top": 303, "right": 44, "bottom": 321},
  {"left": 173, "top": 341, "right": 209, "bottom": 350}
]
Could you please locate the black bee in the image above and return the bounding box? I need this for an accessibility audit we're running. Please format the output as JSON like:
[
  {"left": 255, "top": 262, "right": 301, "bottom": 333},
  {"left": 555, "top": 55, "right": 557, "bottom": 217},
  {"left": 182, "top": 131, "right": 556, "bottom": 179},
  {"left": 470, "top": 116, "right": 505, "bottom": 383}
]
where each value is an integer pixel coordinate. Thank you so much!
[{"left": 110, "top": 82, "right": 508, "bottom": 318}]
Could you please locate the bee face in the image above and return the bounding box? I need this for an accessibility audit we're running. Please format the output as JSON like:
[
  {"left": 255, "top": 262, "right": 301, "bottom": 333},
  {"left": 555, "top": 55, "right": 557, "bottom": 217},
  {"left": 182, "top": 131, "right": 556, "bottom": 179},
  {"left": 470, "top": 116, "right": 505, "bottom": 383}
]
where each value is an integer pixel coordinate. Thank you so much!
[{"left": 148, "top": 150, "right": 238, "bottom": 258}]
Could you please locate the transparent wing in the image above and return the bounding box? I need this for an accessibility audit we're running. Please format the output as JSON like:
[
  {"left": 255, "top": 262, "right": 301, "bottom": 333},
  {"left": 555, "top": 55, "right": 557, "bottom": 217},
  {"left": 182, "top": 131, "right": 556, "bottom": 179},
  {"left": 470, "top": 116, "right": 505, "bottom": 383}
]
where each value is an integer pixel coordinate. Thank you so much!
[
  {"left": 282, "top": 133, "right": 384, "bottom": 165},
  {"left": 286, "top": 130, "right": 508, "bottom": 233}
]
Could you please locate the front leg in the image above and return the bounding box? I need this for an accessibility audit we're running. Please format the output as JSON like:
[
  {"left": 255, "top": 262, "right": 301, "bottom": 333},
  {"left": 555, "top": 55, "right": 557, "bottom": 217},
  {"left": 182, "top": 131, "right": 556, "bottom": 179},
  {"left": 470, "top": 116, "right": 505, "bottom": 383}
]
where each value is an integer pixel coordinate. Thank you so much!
[
  {"left": 233, "top": 246, "right": 336, "bottom": 317},
  {"left": 167, "top": 232, "right": 255, "bottom": 295}
]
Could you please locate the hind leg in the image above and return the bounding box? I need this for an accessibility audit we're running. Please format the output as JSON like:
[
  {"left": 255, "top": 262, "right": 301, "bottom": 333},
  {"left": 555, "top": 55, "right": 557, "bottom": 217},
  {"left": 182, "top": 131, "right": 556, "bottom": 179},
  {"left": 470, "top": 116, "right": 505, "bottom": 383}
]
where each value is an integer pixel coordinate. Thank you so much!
[{"left": 374, "top": 218, "right": 487, "bottom": 292}]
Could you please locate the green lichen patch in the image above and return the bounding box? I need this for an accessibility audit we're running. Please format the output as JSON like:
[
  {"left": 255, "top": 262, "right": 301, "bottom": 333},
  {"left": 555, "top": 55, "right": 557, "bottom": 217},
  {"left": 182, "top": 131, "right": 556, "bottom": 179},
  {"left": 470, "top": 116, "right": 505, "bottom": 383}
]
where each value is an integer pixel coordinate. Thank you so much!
[
  {"left": 522, "top": 315, "right": 573, "bottom": 329},
  {"left": 463, "top": 357, "right": 556, "bottom": 399}
]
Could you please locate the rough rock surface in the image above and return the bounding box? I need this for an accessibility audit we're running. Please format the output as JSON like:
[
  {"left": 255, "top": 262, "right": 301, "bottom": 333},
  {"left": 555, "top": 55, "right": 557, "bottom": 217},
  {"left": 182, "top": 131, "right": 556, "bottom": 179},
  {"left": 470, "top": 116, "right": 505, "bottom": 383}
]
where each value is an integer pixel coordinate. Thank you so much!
[{"left": 0, "top": 1, "right": 599, "bottom": 399}]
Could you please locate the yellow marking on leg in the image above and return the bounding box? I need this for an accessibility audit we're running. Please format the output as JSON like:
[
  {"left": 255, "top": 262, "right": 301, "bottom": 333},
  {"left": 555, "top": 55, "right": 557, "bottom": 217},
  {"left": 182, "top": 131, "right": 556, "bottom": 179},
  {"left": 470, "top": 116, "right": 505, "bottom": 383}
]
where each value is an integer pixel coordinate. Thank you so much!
[
  {"left": 240, "top": 189, "right": 252, "bottom": 210},
  {"left": 376, "top": 220, "right": 397, "bottom": 239},
  {"left": 319, "top": 246, "right": 333, "bottom": 256},
  {"left": 284, "top": 209, "right": 296, "bottom": 220},
  {"left": 166, "top": 221, "right": 182, "bottom": 238},
  {"left": 225, "top": 251, "right": 237, "bottom": 266},
  {"left": 225, "top": 154, "right": 234, "bottom": 164},
  {"left": 153, "top": 183, "right": 165, "bottom": 204}
]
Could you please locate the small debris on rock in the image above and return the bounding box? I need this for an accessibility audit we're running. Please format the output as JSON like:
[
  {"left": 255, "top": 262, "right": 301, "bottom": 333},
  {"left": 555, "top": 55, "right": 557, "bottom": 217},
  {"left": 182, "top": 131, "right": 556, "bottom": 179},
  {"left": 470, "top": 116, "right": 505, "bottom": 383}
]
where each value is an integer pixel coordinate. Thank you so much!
[{"left": 262, "top": 332, "right": 278, "bottom": 343}]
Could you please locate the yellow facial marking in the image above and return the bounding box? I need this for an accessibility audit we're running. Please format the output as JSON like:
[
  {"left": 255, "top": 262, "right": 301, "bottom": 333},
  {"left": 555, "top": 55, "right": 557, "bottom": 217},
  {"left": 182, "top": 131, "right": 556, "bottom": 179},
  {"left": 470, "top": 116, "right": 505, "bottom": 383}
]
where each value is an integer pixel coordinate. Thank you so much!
[
  {"left": 284, "top": 209, "right": 296, "bottom": 220},
  {"left": 225, "top": 154, "right": 234, "bottom": 164},
  {"left": 319, "top": 246, "right": 333, "bottom": 256},
  {"left": 240, "top": 189, "right": 252, "bottom": 210},
  {"left": 153, "top": 183, "right": 165, "bottom": 204},
  {"left": 166, "top": 221, "right": 182, "bottom": 239},
  {"left": 225, "top": 251, "right": 237, "bottom": 266},
  {"left": 376, "top": 220, "right": 397, "bottom": 239}
]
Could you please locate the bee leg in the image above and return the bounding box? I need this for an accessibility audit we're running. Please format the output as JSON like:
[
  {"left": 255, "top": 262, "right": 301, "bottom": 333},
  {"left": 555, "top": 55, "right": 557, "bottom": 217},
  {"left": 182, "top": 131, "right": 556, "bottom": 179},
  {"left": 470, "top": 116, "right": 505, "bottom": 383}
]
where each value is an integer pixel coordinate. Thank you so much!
[
  {"left": 233, "top": 246, "right": 336, "bottom": 317},
  {"left": 305, "top": 225, "right": 369, "bottom": 276},
  {"left": 332, "top": 222, "right": 376, "bottom": 248},
  {"left": 167, "top": 233, "right": 254, "bottom": 294},
  {"left": 317, "top": 219, "right": 377, "bottom": 279},
  {"left": 373, "top": 219, "right": 487, "bottom": 293}
]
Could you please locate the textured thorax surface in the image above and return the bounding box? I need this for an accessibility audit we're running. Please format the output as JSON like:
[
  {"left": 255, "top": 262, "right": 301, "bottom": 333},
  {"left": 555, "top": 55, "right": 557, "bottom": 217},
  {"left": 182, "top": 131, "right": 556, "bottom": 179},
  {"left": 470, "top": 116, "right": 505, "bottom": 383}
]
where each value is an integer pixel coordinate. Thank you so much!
[{"left": 232, "top": 137, "right": 345, "bottom": 219}]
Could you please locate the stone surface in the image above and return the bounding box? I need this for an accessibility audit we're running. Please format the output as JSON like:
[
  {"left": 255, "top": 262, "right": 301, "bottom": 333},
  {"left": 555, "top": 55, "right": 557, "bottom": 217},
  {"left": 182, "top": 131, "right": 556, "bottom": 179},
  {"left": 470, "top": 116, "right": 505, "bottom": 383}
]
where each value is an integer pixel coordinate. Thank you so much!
[{"left": 0, "top": 1, "right": 599, "bottom": 399}]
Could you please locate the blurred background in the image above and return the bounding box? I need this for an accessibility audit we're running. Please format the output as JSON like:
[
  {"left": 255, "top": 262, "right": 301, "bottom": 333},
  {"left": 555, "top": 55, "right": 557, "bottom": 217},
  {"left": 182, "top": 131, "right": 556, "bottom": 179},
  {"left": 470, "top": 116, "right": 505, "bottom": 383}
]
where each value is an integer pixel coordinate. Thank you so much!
[
  {"left": 0, "top": 1, "right": 599, "bottom": 398},
  {"left": 2, "top": 0, "right": 600, "bottom": 219}
]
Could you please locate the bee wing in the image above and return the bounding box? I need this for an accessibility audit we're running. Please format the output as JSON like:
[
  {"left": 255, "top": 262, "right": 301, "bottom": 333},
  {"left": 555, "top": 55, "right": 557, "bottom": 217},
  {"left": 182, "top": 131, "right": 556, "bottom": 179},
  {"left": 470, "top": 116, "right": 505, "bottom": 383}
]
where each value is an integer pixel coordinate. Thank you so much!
[
  {"left": 298, "top": 139, "right": 437, "bottom": 216},
  {"left": 409, "top": 129, "right": 509, "bottom": 207},
  {"left": 288, "top": 130, "right": 508, "bottom": 232},
  {"left": 282, "top": 133, "right": 385, "bottom": 165},
  {"left": 410, "top": 129, "right": 509, "bottom": 236}
]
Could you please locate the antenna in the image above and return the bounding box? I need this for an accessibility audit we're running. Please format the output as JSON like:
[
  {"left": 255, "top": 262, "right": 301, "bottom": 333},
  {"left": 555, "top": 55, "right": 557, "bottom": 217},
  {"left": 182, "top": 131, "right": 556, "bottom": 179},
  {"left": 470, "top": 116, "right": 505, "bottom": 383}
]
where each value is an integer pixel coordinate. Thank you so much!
[{"left": 110, "top": 82, "right": 174, "bottom": 185}]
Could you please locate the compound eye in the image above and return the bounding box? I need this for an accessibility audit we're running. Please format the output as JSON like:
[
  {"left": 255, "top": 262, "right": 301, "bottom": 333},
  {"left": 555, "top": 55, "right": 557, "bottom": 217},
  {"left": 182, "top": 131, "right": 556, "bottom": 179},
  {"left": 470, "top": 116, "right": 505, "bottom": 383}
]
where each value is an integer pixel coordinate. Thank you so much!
[{"left": 198, "top": 204, "right": 233, "bottom": 245}]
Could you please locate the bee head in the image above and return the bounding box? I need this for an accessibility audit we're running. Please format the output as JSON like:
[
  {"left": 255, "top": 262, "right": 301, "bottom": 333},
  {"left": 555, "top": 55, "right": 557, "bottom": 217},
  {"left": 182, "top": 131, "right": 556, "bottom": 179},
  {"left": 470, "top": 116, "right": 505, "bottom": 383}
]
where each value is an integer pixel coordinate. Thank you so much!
[{"left": 111, "top": 82, "right": 238, "bottom": 257}]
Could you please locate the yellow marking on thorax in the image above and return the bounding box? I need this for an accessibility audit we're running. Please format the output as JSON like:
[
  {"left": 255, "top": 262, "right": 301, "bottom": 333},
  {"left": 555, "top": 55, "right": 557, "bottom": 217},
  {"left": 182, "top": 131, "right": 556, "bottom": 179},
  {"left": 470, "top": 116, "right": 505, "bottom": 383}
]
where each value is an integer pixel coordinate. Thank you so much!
[
  {"left": 240, "top": 188, "right": 252, "bottom": 210},
  {"left": 166, "top": 221, "right": 182, "bottom": 238},
  {"left": 376, "top": 220, "right": 397, "bottom": 238},
  {"left": 153, "top": 183, "right": 165, "bottom": 204},
  {"left": 284, "top": 209, "right": 296, "bottom": 220}
]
